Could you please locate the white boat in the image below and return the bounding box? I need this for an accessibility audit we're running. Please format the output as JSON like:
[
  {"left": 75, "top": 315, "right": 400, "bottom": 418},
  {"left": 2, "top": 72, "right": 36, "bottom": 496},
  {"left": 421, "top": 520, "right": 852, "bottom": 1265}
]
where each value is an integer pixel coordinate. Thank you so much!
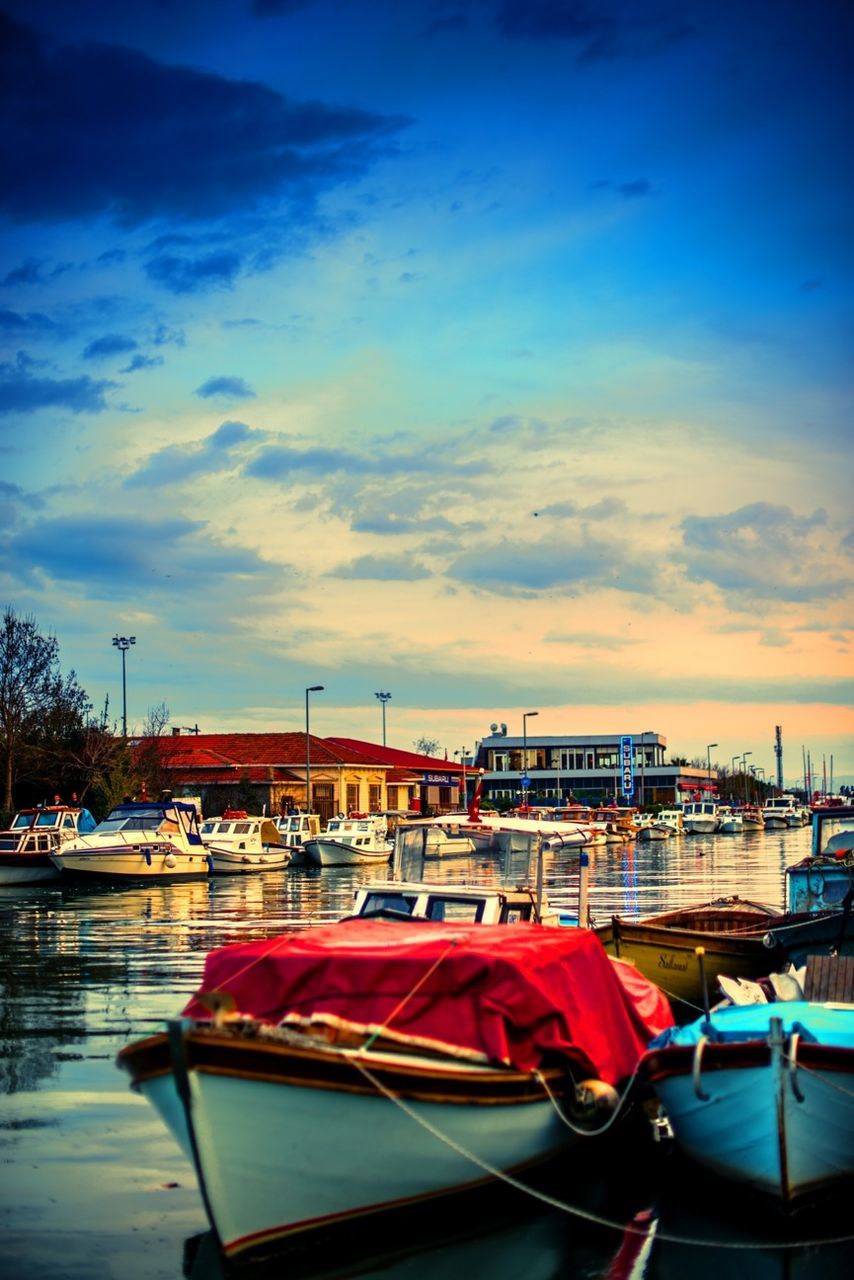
[
  {"left": 655, "top": 809, "right": 685, "bottom": 835},
  {"left": 199, "top": 811, "right": 291, "bottom": 874},
  {"left": 682, "top": 801, "right": 720, "bottom": 835},
  {"left": 350, "top": 878, "right": 566, "bottom": 925},
  {"left": 118, "top": 919, "right": 672, "bottom": 1263},
  {"left": 304, "top": 814, "right": 392, "bottom": 866},
  {"left": 717, "top": 806, "right": 743, "bottom": 834},
  {"left": 0, "top": 803, "right": 97, "bottom": 884},
  {"left": 50, "top": 796, "right": 210, "bottom": 881},
  {"left": 741, "top": 804, "right": 764, "bottom": 832},
  {"left": 273, "top": 812, "right": 321, "bottom": 865},
  {"left": 642, "top": 955, "right": 854, "bottom": 1208},
  {"left": 762, "top": 795, "right": 802, "bottom": 830},
  {"left": 392, "top": 822, "right": 477, "bottom": 860},
  {"left": 635, "top": 818, "right": 672, "bottom": 842}
]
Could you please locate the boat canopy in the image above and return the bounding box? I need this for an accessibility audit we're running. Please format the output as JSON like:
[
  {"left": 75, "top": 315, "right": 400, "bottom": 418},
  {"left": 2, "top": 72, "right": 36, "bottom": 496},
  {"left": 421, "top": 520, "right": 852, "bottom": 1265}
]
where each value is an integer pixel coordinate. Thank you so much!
[
  {"left": 184, "top": 919, "right": 672, "bottom": 1084},
  {"left": 650, "top": 1002, "right": 854, "bottom": 1050}
]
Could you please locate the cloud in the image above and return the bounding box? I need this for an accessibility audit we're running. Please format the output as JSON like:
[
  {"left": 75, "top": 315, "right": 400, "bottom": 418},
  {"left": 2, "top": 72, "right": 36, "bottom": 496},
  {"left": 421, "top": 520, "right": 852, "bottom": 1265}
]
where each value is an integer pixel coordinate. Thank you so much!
[
  {"left": 2, "top": 256, "right": 46, "bottom": 286},
  {"left": 125, "top": 420, "right": 259, "bottom": 487},
  {"left": 329, "top": 554, "right": 431, "bottom": 581},
  {"left": 679, "top": 503, "right": 848, "bottom": 602},
  {"left": 82, "top": 333, "right": 138, "bottom": 360},
  {"left": 0, "top": 10, "right": 409, "bottom": 228},
  {"left": 0, "top": 353, "right": 115, "bottom": 415},
  {"left": 590, "top": 177, "right": 656, "bottom": 198},
  {"left": 245, "top": 442, "right": 480, "bottom": 480},
  {"left": 7, "top": 512, "right": 279, "bottom": 597},
  {"left": 121, "top": 353, "right": 164, "bottom": 372},
  {"left": 0, "top": 308, "right": 56, "bottom": 334},
  {"left": 493, "top": 2, "right": 694, "bottom": 62},
  {"left": 533, "top": 497, "right": 627, "bottom": 521},
  {"left": 448, "top": 534, "right": 657, "bottom": 596},
  {"left": 194, "top": 376, "right": 256, "bottom": 400},
  {"left": 144, "top": 247, "right": 244, "bottom": 294},
  {"left": 350, "top": 512, "right": 459, "bottom": 535}
]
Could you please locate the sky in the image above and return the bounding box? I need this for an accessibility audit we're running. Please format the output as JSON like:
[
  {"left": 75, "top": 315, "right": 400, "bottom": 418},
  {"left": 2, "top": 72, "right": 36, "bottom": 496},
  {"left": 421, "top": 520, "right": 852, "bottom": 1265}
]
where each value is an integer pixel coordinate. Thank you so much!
[{"left": 0, "top": 0, "right": 852, "bottom": 787}]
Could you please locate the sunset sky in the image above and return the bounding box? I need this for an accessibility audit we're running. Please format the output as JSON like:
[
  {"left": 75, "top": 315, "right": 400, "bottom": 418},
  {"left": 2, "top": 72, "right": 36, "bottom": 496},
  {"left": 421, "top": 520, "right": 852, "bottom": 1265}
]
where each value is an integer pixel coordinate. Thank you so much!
[{"left": 1, "top": 1, "right": 851, "bottom": 785}]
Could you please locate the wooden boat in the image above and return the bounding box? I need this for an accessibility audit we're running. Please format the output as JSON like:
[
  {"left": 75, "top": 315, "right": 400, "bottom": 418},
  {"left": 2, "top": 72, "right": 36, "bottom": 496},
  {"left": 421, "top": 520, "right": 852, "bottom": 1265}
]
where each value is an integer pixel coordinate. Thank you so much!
[
  {"left": 641, "top": 955, "right": 854, "bottom": 1208},
  {"left": 199, "top": 810, "right": 291, "bottom": 873},
  {"left": 50, "top": 796, "right": 210, "bottom": 881},
  {"left": 741, "top": 804, "right": 764, "bottom": 831},
  {"left": 0, "top": 803, "right": 97, "bottom": 884},
  {"left": 786, "top": 805, "right": 854, "bottom": 915},
  {"left": 273, "top": 811, "right": 321, "bottom": 865},
  {"left": 118, "top": 920, "right": 672, "bottom": 1263},
  {"left": 304, "top": 813, "right": 393, "bottom": 866}
]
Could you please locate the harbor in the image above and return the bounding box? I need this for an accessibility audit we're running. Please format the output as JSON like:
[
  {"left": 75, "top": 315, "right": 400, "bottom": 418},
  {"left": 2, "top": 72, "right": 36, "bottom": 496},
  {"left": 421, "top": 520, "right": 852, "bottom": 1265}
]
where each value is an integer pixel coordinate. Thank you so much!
[{"left": 2, "top": 819, "right": 852, "bottom": 1279}]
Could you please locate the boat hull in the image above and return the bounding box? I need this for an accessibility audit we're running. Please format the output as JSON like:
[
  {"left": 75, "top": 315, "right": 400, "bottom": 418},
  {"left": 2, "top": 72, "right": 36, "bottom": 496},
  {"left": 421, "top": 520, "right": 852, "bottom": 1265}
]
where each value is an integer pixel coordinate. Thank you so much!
[
  {"left": 304, "top": 838, "right": 391, "bottom": 867},
  {"left": 0, "top": 854, "right": 59, "bottom": 884},
  {"left": 644, "top": 1037, "right": 854, "bottom": 1206},
  {"left": 208, "top": 848, "right": 291, "bottom": 874},
  {"left": 50, "top": 845, "right": 210, "bottom": 881},
  {"left": 122, "top": 1029, "right": 573, "bottom": 1259}
]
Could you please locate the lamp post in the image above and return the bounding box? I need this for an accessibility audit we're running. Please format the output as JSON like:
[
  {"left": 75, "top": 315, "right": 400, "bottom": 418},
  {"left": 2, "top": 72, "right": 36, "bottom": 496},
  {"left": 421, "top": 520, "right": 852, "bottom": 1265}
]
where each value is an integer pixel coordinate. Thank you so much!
[
  {"left": 112, "top": 635, "right": 136, "bottom": 737},
  {"left": 374, "top": 690, "right": 391, "bottom": 746},
  {"left": 522, "top": 711, "right": 538, "bottom": 802},
  {"left": 305, "top": 686, "right": 324, "bottom": 814},
  {"left": 454, "top": 747, "right": 468, "bottom": 807},
  {"left": 741, "top": 751, "right": 753, "bottom": 803},
  {"left": 706, "top": 743, "right": 718, "bottom": 795}
]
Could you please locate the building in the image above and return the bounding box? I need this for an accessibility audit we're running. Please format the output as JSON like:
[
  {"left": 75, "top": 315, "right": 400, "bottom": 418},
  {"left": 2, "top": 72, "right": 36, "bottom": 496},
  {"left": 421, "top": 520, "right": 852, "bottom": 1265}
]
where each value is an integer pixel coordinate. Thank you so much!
[
  {"left": 135, "top": 731, "right": 466, "bottom": 822},
  {"left": 474, "top": 728, "right": 712, "bottom": 807}
]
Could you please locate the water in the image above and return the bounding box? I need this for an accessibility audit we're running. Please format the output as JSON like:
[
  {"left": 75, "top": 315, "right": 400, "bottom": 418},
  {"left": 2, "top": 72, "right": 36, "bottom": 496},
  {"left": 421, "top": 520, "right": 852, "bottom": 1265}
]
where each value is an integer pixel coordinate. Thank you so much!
[{"left": 1, "top": 825, "right": 851, "bottom": 1279}]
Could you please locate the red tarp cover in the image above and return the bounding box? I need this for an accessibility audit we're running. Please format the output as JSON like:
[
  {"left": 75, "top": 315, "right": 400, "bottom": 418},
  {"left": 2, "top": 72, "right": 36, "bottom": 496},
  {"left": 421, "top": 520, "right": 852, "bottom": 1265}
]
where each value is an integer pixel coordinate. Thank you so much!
[{"left": 184, "top": 920, "right": 672, "bottom": 1085}]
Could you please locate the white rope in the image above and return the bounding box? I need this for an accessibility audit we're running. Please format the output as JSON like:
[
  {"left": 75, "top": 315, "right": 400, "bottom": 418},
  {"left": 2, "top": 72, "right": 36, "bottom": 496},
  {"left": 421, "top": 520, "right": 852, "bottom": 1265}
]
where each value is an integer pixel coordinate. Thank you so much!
[{"left": 351, "top": 1059, "right": 854, "bottom": 1252}]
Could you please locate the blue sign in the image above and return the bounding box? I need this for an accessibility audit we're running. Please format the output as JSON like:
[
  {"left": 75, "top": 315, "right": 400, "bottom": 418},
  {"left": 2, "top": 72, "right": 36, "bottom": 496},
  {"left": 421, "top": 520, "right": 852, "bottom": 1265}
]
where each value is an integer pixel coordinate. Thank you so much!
[
  {"left": 521, "top": 774, "right": 531, "bottom": 789},
  {"left": 620, "top": 735, "right": 634, "bottom": 796}
]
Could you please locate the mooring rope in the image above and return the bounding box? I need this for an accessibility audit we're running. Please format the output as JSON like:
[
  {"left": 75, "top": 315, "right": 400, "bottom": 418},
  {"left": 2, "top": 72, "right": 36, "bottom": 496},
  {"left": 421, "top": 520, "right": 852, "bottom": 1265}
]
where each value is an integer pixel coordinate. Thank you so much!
[
  {"left": 351, "top": 1059, "right": 854, "bottom": 1252},
  {"left": 533, "top": 1066, "right": 641, "bottom": 1138}
]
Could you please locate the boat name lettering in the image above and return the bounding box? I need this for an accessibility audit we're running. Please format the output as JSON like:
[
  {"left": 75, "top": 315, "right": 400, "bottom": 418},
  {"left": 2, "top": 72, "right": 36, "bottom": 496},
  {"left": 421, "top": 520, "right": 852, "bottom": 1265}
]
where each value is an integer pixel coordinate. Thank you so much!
[{"left": 657, "top": 953, "right": 689, "bottom": 972}]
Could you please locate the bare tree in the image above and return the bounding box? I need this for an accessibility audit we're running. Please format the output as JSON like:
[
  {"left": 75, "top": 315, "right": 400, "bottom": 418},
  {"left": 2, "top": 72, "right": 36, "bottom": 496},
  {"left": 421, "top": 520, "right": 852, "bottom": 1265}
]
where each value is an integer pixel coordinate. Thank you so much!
[
  {"left": 0, "top": 606, "right": 87, "bottom": 811},
  {"left": 413, "top": 736, "right": 440, "bottom": 757}
]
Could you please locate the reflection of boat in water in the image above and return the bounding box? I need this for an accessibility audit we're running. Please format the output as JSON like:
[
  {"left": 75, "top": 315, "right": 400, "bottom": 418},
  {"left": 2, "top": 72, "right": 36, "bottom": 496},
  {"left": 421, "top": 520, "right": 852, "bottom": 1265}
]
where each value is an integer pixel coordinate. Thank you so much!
[
  {"left": 119, "top": 919, "right": 671, "bottom": 1265},
  {"left": 50, "top": 798, "right": 211, "bottom": 881},
  {"left": 0, "top": 804, "right": 97, "bottom": 884}
]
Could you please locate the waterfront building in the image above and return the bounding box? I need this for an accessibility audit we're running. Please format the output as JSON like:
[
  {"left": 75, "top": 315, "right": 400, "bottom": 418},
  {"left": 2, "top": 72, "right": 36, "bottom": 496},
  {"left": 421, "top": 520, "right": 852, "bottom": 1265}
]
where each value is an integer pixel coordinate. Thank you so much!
[{"left": 474, "top": 727, "right": 712, "bottom": 808}]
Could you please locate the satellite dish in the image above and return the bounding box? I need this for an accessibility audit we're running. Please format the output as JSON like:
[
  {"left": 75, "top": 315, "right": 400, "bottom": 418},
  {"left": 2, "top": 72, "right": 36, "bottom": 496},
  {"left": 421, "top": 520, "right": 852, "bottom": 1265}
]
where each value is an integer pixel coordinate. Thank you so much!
[{"left": 490, "top": 723, "right": 499, "bottom": 732}]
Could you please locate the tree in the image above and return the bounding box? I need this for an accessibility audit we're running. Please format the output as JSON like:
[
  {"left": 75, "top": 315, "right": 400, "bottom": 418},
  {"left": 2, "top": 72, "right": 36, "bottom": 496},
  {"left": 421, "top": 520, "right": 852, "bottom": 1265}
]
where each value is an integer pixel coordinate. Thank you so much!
[
  {"left": 0, "top": 607, "right": 89, "bottom": 811},
  {"left": 133, "top": 702, "right": 172, "bottom": 800},
  {"left": 413, "top": 736, "right": 440, "bottom": 757}
]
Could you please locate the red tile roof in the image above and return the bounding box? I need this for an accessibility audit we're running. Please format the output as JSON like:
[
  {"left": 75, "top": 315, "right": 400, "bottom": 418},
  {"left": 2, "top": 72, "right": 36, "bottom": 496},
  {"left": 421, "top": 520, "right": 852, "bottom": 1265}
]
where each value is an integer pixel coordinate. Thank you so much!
[
  {"left": 325, "top": 738, "right": 464, "bottom": 773},
  {"left": 137, "top": 732, "right": 377, "bottom": 773}
]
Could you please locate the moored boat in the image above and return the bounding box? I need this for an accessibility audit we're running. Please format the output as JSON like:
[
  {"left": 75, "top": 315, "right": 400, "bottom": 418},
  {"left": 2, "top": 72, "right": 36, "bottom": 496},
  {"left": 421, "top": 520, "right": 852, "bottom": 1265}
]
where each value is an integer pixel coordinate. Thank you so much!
[
  {"left": 50, "top": 796, "right": 210, "bottom": 881},
  {"left": 641, "top": 955, "right": 854, "bottom": 1208},
  {"left": 0, "top": 803, "right": 97, "bottom": 884},
  {"left": 741, "top": 804, "right": 764, "bottom": 831},
  {"left": 655, "top": 808, "right": 685, "bottom": 836},
  {"left": 682, "top": 801, "right": 720, "bottom": 835},
  {"left": 199, "top": 810, "right": 291, "bottom": 874},
  {"left": 717, "top": 806, "right": 743, "bottom": 834},
  {"left": 786, "top": 805, "right": 854, "bottom": 915},
  {"left": 304, "top": 813, "right": 392, "bottom": 866},
  {"left": 273, "top": 811, "right": 321, "bottom": 865},
  {"left": 118, "top": 919, "right": 672, "bottom": 1262},
  {"left": 762, "top": 794, "right": 801, "bottom": 829}
]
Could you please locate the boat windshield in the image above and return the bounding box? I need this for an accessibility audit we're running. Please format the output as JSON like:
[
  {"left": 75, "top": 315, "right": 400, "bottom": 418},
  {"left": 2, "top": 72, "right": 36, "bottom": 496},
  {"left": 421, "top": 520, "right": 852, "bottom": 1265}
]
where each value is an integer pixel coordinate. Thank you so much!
[
  {"left": 11, "top": 812, "right": 35, "bottom": 829},
  {"left": 816, "top": 815, "right": 854, "bottom": 857},
  {"left": 34, "top": 811, "right": 62, "bottom": 828},
  {"left": 97, "top": 808, "right": 166, "bottom": 833}
]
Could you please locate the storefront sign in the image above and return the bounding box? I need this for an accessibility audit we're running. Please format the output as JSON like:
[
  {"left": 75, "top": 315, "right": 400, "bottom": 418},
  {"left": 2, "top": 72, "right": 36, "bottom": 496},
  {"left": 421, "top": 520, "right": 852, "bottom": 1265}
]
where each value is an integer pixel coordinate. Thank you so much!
[{"left": 620, "top": 735, "right": 634, "bottom": 796}]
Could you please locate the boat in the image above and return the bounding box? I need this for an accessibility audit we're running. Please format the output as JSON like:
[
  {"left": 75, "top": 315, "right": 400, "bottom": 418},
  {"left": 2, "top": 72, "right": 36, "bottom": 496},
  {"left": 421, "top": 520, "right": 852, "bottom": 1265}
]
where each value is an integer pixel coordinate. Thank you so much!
[
  {"left": 655, "top": 808, "right": 685, "bottom": 835},
  {"left": 49, "top": 796, "right": 211, "bottom": 881},
  {"left": 634, "top": 814, "right": 673, "bottom": 842},
  {"left": 762, "top": 794, "right": 802, "bottom": 830},
  {"left": 392, "top": 821, "right": 478, "bottom": 860},
  {"left": 118, "top": 918, "right": 672, "bottom": 1262},
  {"left": 682, "top": 801, "right": 720, "bottom": 835},
  {"left": 0, "top": 803, "right": 97, "bottom": 885},
  {"left": 786, "top": 805, "right": 854, "bottom": 915},
  {"left": 273, "top": 812, "right": 321, "bottom": 865},
  {"left": 303, "top": 813, "right": 393, "bottom": 866},
  {"left": 349, "top": 877, "right": 568, "bottom": 926},
  {"left": 641, "top": 954, "right": 854, "bottom": 1208},
  {"left": 199, "top": 810, "right": 291, "bottom": 874},
  {"left": 741, "top": 804, "right": 764, "bottom": 831},
  {"left": 717, "top": 806, "right": 743, "bottom": 834}
]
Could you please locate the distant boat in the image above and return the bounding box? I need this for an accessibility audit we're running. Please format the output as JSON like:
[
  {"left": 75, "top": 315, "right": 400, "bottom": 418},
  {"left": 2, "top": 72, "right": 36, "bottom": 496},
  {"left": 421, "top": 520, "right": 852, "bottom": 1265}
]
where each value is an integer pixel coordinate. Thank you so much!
[
  {"left": 682, "top": 801, "right": 720, "bottom": 835},
  {"left": 762, "top": 794, "right": 804, "bottom": 829},
  {"left": 50, "top": 797, "right": 210, "bottom": 881},
  {"left": 273, "top": 812, "right": 321, "bottom": 865},
  {"left": 0, "top": 803, "right": 97, "bottom": 885},
  {"left": 199, "top": 811, "right": 291, "bottom": 874},
  {"left": 303, "top": 814, "right": 392, "bottom": 866}
]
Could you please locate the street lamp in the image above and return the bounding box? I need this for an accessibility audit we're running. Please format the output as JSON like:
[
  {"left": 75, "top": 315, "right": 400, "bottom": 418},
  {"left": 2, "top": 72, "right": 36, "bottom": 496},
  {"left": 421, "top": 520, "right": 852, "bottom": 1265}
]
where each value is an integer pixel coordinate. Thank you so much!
[
  {"left": 454, "top": 747, "right": 468, "bottom": 808},
  {"left": 742, "top": 751, "right": 753, "bottom": 802},
  {"left": 706, "top": 743, "right": 718, "bottom": 794},
  {"left": 305, "top": 686, "right": 324, "bottom": 814},
  {"left": 374, "top": 690, "right": 392, "bottom": 746},
  {"left": 112, "top": 635, "right": 136, "bottom": 737},
  {"left": 522, "top": 711, "right": 538, "bottom": 801}
]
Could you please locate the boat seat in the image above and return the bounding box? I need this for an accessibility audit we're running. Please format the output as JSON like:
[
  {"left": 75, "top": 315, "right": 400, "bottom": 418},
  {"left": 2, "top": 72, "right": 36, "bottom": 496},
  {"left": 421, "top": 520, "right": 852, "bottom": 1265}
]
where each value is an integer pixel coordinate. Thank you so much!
[{"left": 802, "top": 954, "right": 854, "bottom": 1003}]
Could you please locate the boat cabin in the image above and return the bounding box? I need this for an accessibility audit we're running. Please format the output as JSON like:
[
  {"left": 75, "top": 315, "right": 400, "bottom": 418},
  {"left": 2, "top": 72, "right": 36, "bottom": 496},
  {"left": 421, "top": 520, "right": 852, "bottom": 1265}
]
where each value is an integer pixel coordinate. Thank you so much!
[
  {"left": 0, "top": 805, "right": 96, "bottom": 854},
  {"left": 786, "top": 806, "right": 854, "bottom": 914},
  {"left": 199, "top": 813, "right": 283, "bottom": 849},
  {"left": 350, "top": 879, "right": 561, "bottom": 925},
  {"left": 275, "top": 813, "right": 321, "bottom": 846}
]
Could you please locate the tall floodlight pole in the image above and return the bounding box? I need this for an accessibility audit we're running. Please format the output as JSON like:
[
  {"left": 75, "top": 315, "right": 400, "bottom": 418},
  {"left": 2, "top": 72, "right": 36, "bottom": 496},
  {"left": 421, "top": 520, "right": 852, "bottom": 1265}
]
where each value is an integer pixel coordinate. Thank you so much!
[
  {"left": 305, "top": 686, "right": 324, "bottom": 813},
  {"left": 741, "top": 751, "right": 752, "bottom": 802},
  {"left": 706, "top": 743, "right": 718, "bottom": 794},
  {"left": 522, "top": 711, "right": 538, "bottom": 802},
  {"left": 374, "top": 690, "right": 392, "bottom": 746},
  {"left": 112, "top": 635, "right": 136, "bottom": 737}
]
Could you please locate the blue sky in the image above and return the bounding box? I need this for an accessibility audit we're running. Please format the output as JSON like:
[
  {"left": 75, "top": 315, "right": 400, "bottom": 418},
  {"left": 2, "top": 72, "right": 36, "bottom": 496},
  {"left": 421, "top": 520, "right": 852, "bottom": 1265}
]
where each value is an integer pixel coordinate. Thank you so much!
[{"left": 1, "top": 0, "right": 852, "bottom": 783}]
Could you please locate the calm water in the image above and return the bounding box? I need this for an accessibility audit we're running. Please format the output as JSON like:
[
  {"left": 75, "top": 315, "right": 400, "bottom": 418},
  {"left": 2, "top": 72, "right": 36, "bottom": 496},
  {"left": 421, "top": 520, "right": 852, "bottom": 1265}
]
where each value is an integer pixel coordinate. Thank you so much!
[{"left": 1, "top": 825, "right": 852, "bottom": 1279}]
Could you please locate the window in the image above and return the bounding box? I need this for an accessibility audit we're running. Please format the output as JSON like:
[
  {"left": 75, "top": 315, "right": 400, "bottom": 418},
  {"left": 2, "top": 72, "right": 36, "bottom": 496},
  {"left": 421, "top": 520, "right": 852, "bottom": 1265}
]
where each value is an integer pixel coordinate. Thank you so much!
[
  {"left": 493, "top": 753, "right": 509, "bottom": 772},
  {"left": 425, "top": 897, "right": 485, "bottom": 923},
  {"left": 346, "top": 783, "right": 359, "bottom": 812},
  {"left": 313, "top": 783, "right": 335, "bottom": 824},
  {"left": 369, "top": 784, "right": 381, "bottom": 812}
]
